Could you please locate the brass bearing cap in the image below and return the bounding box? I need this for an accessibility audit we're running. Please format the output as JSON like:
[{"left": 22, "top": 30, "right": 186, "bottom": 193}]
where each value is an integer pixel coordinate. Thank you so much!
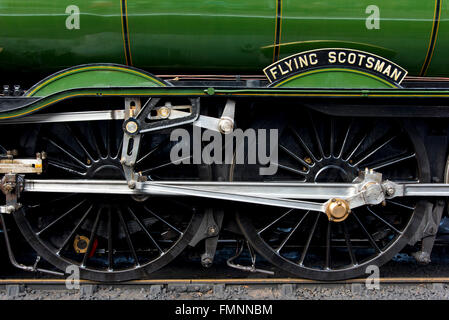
[
  {"left": 325, "top": 198, "right": 351, "bottom": 222},
  {"left": 73, "top": 235, "right": 90, "bottom": 254}
]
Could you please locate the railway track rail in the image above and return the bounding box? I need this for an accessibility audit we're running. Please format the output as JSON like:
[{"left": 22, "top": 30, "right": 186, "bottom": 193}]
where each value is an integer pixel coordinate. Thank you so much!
[
  {"left": 2, "top": 276, "right": 449, "bottom": 301},
  {"left": 2, "top": 276, "right": 449, "bottom": 285}
]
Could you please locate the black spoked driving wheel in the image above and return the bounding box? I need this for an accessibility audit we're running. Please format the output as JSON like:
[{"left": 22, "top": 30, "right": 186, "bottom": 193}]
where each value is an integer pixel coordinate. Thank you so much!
[
  {"left": 11, "top": 120, "right": 208, "bottom": 282},
  {"left": 233, "top": 109, "right": 430, "bottom": 280}
]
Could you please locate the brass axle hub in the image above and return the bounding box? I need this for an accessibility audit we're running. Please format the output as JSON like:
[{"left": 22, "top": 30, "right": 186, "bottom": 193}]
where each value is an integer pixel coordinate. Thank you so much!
[{"left": 325, "top": 198, "right": 351, "bottom": 222}]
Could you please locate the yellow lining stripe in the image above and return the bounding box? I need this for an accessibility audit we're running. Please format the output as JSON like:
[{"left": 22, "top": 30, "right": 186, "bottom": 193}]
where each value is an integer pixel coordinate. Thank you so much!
[
  {"left": 272, "top": 0, "right": 283, "bottom": 62},
  {"left": 272, "top": 0, "right": 278, "bottom": 62},
  {"left": 120, "top": 0, "right": 129, "bottom": 66},
  {"left": 120, "top": 0, "right": 133, "bottom": 66},
  {"left": 419, "top": 0, "right": 442, "bottom": 76},
  {"left": 124, "top": 0, "right": 133, "bottom": 66},
  {"left": 278, "top": 0, "right": 283, "bottom": 56}
]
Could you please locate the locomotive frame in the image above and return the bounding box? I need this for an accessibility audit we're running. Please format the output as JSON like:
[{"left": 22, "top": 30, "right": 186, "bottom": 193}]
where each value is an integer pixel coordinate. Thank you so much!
[{"left": 1, "top": 45, "right": 449, "bottom": 281}]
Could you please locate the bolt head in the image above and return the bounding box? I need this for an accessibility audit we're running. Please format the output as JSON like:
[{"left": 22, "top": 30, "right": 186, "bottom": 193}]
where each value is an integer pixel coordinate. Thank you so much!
[
  {"left": 219, "top": 119, "right": 234, "bottom": 134},
  {"left": 208, "top": 226, "right": 218, "bottom": 236},
  {"left": 125, "top": 121, "right": 139, "bottom": 134},
  {"left": 158, "top": 106, "right": 171, "bottom": 119},
  {"left": 386, "top": 187, "right": 395, "bottom": 196},
  {"left": 128, "top": 181, "right": 136, "bottom": 189},
  {"left": 201, "top": 257, "right": 213, "bottom": 268}
]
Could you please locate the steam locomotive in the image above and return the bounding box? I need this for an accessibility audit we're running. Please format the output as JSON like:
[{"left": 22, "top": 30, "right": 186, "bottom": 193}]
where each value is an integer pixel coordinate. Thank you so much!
[{"left": 0, "top": 0, "right": 448, "bottom": 282}]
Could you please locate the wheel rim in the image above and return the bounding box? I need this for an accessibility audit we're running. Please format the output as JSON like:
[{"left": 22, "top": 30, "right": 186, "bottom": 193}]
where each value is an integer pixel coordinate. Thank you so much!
[
  {"left": 233, "top": 109, "right": 429, "bottom": 280},
  {"left": 11, "top": 120, "right": 207, "bottom": 281}
]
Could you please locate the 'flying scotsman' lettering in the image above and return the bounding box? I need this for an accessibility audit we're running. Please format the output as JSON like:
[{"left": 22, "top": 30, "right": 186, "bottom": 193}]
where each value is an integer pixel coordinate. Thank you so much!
[{"left": 263, "top": 48, "right": 408, "bottom": 86}]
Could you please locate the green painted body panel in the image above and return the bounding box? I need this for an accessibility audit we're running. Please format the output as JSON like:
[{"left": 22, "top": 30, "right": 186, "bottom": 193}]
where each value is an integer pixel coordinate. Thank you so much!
[
  {"left": 272, "top": 69, "right": 395, "bottom": 89},
  {"left": 0, "top": 0, "right": 445, "bottom": 77},
  {"left": 127, "top": 0, "right": 275, "bottom": 72},
  {"left": 280, "top": 0, "right": 437, "bottom": 76},
  {"left": 0, "top": 0, "right": 124, "bottom": 74},
  {"left": 26, "top": 65, "right": 166, "bottom": 97}
]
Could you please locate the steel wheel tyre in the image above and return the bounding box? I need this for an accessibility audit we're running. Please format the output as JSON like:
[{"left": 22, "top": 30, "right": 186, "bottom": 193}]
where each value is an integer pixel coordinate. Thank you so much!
[
  {"left": 232, "top": 110, "right": 430, "bottom": 280},
  {"left": 10, "top": 120, "right": 208, "bottom": 282}
]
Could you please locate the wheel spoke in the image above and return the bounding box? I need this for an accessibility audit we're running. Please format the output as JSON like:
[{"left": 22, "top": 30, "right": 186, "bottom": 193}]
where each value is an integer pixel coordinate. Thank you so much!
[
  {"left": 345, "top": 133, "right": 368, "bottom": 162},
  {"left": 46, "top": 138, "right": 88, "bottom": 168},
  {"left": 352, "top": 212, "right": 382, "bottom": 253},
  {"left": 366, "top": 152, "right": 416, "bottom": 170},
  {"left": 354, "top": 135, "right": 398, "bottom": 167},
  {"left": 47, "top": 160, "right": 86, "bottom": 176},
  {"left": 116, "top": 135, "right": 124, "bottom": 159},
  {"left": 289, "top": 126, "right": 319, "bottom": 163},
  {"left": 137, "top": 139, "right": 166, "bottom": 165},
  {"left": 106, "top": 121, "right": 112, "bottom": 157},
  {"left": 276, "top": 210, "right": 310, "bottom": 253},
  {"left": 329, "top": 118, "right": 334, "bottom": 158},
  {"left": 128, "top": 207, "right": 164, "bottom": 254},
  {"left": 143, "top": 206, "right": 183, "bottom": 235},
  {"left": 88, "top": 122, "right": 103, "bottom": 159},
  {"left": 258, "top": 208, "right": 294, "bottom": 235},
  {"left": 338, "top": 121, "right": 353, "bottom": 159},
  {"left": 37, "top": 200, "right": 86, "bottom": 235},
  {"left": 141, "top": 155, "right": 192, "bottom": 174},
  {"left": 81, "top": 207, "right": 102, "bottom": 267},
  {"left": 118, "top": 209, "right": 140, "bottom": 266},
  {"left": 107, "top": 208, "right": 113, "bottom": 271},
  {"left": 308, "top": 112, "right": 325, "bottom": 159},
  {"left": 325, "top": 220, "right": 331, "bottom": 269},
  {"left": 386, "top": 200, "right": 414, "bottom": 210},
  {"left": 27, "top": 193, "right": 76, "bottom": 209},
  {"left": 298, "top": 213, "right": 320, "bottom": 265},
  {"left": 274, "top": 162, "right": 308, "bottom": 177},
  {"left": 343, "top": 221, "right": 357, "bottom": 266},
  {"left": 56, "top": 204, "right": 94, "bottom": 254},
  {"left": 367, "top": 207, "right": 402, "bottom": 234},
  {"left": 279, "top": 144, "right": 311, "bottom": 168},
  {"left": 64, "top": 124, "right": 95, "bottom": 162}
]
